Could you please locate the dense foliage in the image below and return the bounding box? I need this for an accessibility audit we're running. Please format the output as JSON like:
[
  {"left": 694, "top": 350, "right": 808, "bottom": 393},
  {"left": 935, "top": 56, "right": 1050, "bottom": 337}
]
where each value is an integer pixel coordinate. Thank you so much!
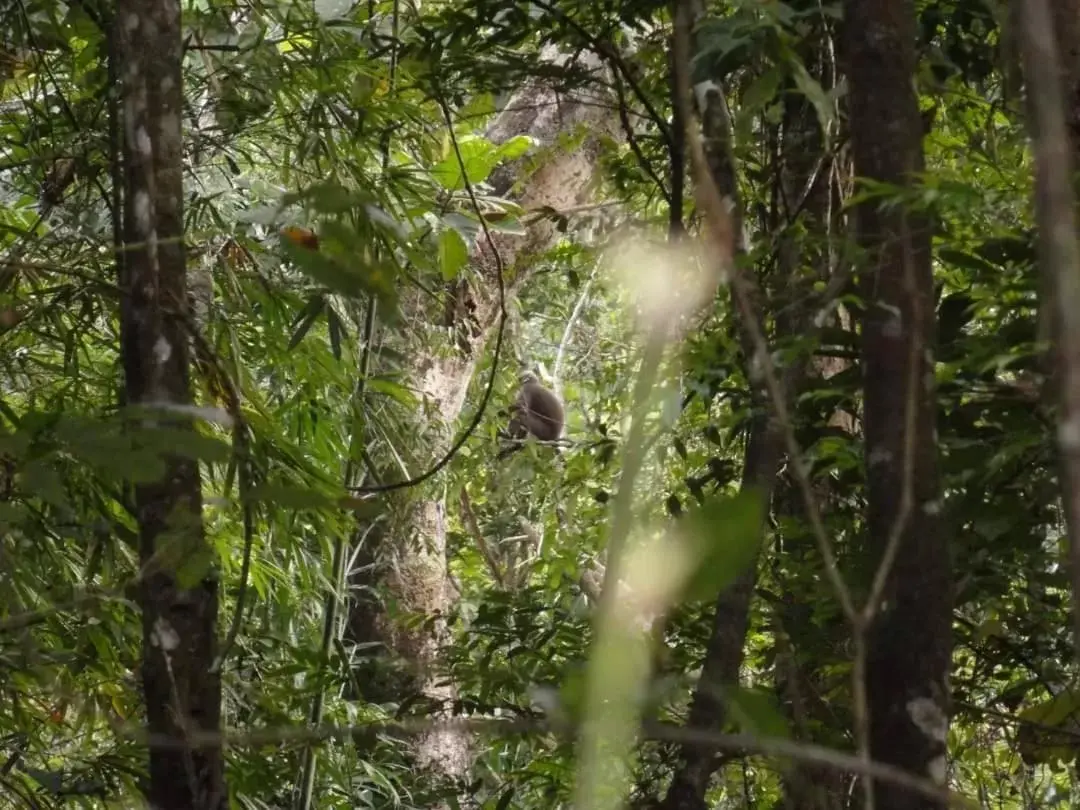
[{"left": 0, "top": 0, "right": 1077, "bottom": 808}]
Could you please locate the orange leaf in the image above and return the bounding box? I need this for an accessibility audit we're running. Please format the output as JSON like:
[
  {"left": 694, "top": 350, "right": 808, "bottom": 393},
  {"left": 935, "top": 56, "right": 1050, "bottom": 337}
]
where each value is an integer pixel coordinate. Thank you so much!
[{"left": 281, "top": 226, "right": 320, "bottom": 251}]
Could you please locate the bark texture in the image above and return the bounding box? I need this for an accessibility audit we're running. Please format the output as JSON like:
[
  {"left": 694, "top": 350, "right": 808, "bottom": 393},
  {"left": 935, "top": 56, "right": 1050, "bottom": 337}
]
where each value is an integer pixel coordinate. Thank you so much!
[
  {"left": 114, "top": 1, "right": 226, "bottom": 808},
  {"left": 348, "top": 49, "right": 619, "bottom": 781},
  {"left": 844, "top": 0, "right": 952, "bottom": 806}
]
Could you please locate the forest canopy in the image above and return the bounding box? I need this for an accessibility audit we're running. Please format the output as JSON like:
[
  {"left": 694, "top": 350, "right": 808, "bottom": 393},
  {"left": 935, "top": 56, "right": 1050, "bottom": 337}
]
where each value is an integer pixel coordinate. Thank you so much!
[{"left": 0, "top": 0, "right": 1076, "bottom": 809}]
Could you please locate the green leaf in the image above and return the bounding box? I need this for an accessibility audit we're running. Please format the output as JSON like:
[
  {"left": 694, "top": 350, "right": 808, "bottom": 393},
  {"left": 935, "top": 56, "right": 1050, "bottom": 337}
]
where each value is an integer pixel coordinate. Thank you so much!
[
  {"left": 485, "top": 215, "right": 527, "bottom": 235},
  {"left": 292, "top": 181, "right": 366, "bottom": 215},
  {"left": 249, "top": 482, "right": 336, "bottom": 511},
  {"left": 725, "top": 686, "right": 791, "bottom": 739},
  {"left": 739, "top": 65, "right": 783, "bottom": 115},
  {"left": 459, "top": 92, "right": 496, "bottom": 121},
  {"left": 366, "top": 377, "right": 418, "bottom": 407},
  {"left": 432, "top": 135, "right": 500, "bottom": 189},
  {"left": 678, "top": 489, "right": 765, "bottom": 603},
  {"left": 791, "top": 63, "right": 835, "bottom": 142},
  {"left": 438, "top": 228, "right": 469, "bottom": 280},
  {"left": 288, "top": 295, "right": 326, "bottom": 351},
  {"left": 176, "top": 545, "right": 217, "bottom": 589},
  {"left": 284, "top": 241, "right": 368, "bottom": 298},
  {"left": 63, "top": 428, "right": 166, "bottom": 483},
  {"left": 20, "top": 458, "right": 69, "bottom": 509},
  {"left": 1018, "top": 688, "right": 1080, "bottom": 766},
  {"left": 139, "top": 428, "right": 233, "bottom": 466},
  {"left": 0, "top": 501, "right": 27, "bottom": 526},
  {"left": 493, "top": 134, "right": 534, "bottom": 163},
  {"left": 938, "top": 248, "right": 997, "bottom": 275}
]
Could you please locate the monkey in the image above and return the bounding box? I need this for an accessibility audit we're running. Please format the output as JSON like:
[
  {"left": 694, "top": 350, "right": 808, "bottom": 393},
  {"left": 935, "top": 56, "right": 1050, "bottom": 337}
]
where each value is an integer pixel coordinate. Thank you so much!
[
  {"left": 509, "top": 375, "right": 564, "bottom": 442},
  {"left": 498, "top": 374, "right": 565, "bottom": 458}
]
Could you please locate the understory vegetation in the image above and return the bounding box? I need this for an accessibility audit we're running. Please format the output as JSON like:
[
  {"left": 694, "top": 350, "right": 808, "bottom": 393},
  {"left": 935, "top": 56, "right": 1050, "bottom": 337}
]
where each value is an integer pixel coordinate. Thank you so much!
[{"left": 1, "top": 0, "right": 1079, "bottom": 809}]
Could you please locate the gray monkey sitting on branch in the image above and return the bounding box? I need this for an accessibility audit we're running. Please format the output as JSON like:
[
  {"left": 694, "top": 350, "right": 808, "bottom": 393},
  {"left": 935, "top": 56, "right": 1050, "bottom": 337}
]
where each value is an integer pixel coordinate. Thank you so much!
[{"left": 498, "top": 373, "right": 565, "bottom": 459}]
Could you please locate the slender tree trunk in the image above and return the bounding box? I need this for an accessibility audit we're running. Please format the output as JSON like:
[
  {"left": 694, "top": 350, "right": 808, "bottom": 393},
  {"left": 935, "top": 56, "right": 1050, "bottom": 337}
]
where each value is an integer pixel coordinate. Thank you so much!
[
  {"left": 772, "top": 20, "right": 853, "bottom": 810},
  {"left": 1020, "top": 0, "right": 1080, "bottom": 658},
  {"left": 1018, "top": 0, "right": 1080, "bottom": 395},
  {"left": 114, "top": 1, "right": 226, "bottom": 807},
  {"left": 1042, "top": 0, "right": 1080, "bottom": 157},
  {"left": 348, "top": 48, "right": 619, "bottom": 783},
  {"left": 1019, "top": 0, "right": 1080, "bottom": 664},
  {"left": 660, "top": 5, "right": 825, "bottom": 809},
  {"left": 844, "top": 0, "right": 952, "bottom": 807}
]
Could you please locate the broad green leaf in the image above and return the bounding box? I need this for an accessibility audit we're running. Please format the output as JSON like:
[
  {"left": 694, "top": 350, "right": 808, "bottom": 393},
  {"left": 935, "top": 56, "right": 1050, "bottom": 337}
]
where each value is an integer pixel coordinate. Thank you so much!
[
  {"left": 493, "top": 134, "right": 534, "bottom": 162},
  {"left": 679, "top": 489, "right": 765, "bottom": 603},
  {"left": 459, "top": 92, "right": 496, "bottom": 121},
  {"left": 486, "top": 215, "right": 527, "bottom": 235},
  {"left": 176, "top": 545, "right": 217, "bottom": 589},
  {"left": 431, "top": 136, "right": 500, "bottom": 189},
  {"left": 283, "top": 240, "right": 368, "bottom": 298},
  {"left": 366, "top": 377, "right": 418, "bottom": 407},
  {"left": 439, "top": 228, "right": 469, "bottom": 280},
  {"left": 1018, "top": 688, "right": 1080, "bottom": 766},
  {"left": 725, "top": 686, "right": 791, "bottom": 739},
  {"left": 791, "top": 63, "right": 834, "bottom": 141},
  {"left": 740, "top": 66, "right": 783, "bottom": 115},
  {"left": 0, "top": 502, "right": 27, "bottom": 526},
  {"left": 138, "top": 428, "right": 232, "bottom": 466}
]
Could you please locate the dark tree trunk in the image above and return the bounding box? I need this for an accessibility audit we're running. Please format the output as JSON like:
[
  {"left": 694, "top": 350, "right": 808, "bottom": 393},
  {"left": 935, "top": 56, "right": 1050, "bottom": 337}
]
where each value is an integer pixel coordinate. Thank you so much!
[
  {"left": 660, "top": 425, "right": 781, "bottom": 810},
  {"left": 1013, "top": 0, "right": 1080, "bottom": 398},
  {"left": 660, "top": 5, "right": 824, "bottom": 810},
  {"left": 1044, "top": 0, "right": 1080, "bottom": 157},
  {"left": 1022, "top": 0, "right": 1080, "bottom": 655},
  {"left": 773, "top": 20, "right": 853, "bottom": 810},
  {"left": 844, "top": 0, "right": 952, "bottom": 807},
  {"left": 114, "top": 0, "right": 226, "bottom": 807}
]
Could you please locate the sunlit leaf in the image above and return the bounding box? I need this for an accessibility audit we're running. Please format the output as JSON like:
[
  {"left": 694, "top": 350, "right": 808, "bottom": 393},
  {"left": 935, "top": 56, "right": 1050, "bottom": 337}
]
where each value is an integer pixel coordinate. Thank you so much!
[{"left": 439, "top": 228, "right": 470, "bottom": 280}]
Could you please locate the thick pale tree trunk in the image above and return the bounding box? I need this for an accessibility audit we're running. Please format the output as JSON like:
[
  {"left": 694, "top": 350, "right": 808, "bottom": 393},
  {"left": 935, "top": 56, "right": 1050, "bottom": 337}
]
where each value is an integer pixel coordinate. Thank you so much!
[
  {"left": 349, "top": 49, "right": 619, "bottom": 780},
  {"left": 113, "top": 0, "right": 226, "bottom": 807},
  {"left": 844, "top": 0, "right": 952, "bottom": 807}
]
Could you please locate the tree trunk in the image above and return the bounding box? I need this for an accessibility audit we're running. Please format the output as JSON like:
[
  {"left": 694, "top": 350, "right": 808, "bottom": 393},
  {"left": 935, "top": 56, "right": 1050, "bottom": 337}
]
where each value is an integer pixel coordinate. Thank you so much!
[
  {"left": 844, "top": 0, "right": 952, "bottom": 807},
  {"left": 114, "top": 0, "right": 226, "bottom": 808},
  {"left": 772, "top": 20, "right": 853, "bottom": 810},
  {"left": 1016, "top": 0, "right": 1080, "bottom": 397},
  {"left": 660, "top": 5, "right": 825, "bottom": 809},
  {"left": 348, "top": 48, "right": 619, "bottom": 782},
  {"left": 1022, "top": 0, "right": 1080, "bottom": 658}
]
